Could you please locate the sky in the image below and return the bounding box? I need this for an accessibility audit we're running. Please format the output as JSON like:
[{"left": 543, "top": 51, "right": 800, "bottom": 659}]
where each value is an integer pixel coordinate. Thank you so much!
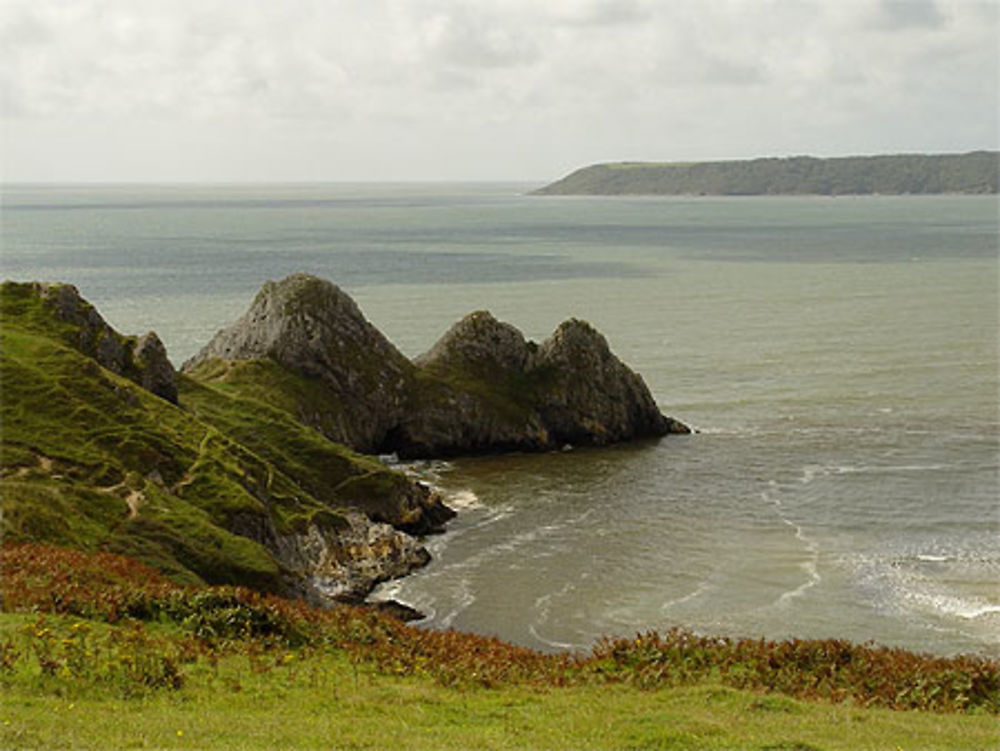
[{"left": 1, "top": 0, "right": 997, "bottom": 183}]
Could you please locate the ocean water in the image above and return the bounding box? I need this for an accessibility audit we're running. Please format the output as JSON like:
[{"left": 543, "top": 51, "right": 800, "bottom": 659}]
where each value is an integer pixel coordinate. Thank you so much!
[{"left": 2, "top": 184, "right": 997, "bottom": 657}]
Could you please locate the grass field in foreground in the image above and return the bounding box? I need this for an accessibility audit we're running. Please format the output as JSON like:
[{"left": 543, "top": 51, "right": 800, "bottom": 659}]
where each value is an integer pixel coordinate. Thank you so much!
[
  {"left": 1, "top": 544, "right": 997, "bottom": 750},
  {"left": 2, "top": 615, "right": 997, "bottom": 751}
]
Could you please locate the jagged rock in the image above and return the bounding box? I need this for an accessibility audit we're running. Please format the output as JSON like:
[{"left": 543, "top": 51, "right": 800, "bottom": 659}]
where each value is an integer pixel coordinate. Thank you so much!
[
  {"left": 183, "top": 273, "right": 688, "bottom": 459},
  {"left": 227, "top": 486, "right": 447, "bottom": 605},
  {"left": 529, "top": 319, "right": 689, "bottom": 444},
  {"left": 379, "top": 312, "right": 547, "bottom": 455},
  {"left": 393, "top": 312, "right": 689, "bottom": 456},
  {"left": 274, "top": 512, "right": 432, "bottom": 604},
  {"left": 30, "top": 282, "right": 178, "bottom": 404},
  {"left": 391, "top": 481, "right": 457, "bottom": 535},
  {"left": 366, "top": 599, "right": 427, "bottom": 622},
  {"left": 183, "top": 273, "right": 413, "bottom": 451},
  {"left": 133, "top": 332, "right": 178, "bottom": 404},
  {"left": 415, "top": 310, "right": 535, "bottom": 376},
  {"left": 348, "top": 474, "right": 457, "bottom": 536}
]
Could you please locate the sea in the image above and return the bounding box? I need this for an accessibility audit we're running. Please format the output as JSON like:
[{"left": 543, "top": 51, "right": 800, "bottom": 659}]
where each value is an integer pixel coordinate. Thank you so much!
[{"left": 2, "top": 183, "right": 997, "bottom": 658}]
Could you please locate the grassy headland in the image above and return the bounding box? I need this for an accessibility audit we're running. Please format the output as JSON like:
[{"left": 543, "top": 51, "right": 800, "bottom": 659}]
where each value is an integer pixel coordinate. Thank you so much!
[{"left": 534, "top": 151, "right": 1000, "bottom": 195}]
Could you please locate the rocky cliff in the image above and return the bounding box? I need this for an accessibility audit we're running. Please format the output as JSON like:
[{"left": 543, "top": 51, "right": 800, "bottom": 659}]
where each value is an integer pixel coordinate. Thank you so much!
[
  {"left": 183, "top": 274, "right": 689, "bottom": 458},
  {"left": 529, "top": 318, "right": 689, "bottom": 443}
]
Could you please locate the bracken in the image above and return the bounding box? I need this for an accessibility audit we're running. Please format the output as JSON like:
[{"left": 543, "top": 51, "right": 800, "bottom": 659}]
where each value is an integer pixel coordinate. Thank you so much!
[{"left": 2, "top": 543, "right": 997, "bottom": 712}]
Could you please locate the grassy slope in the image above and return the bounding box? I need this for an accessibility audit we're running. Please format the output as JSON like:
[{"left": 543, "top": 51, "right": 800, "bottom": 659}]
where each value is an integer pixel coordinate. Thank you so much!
[
  {"left": 177, "top": 372, "right": 427, "bottom": 527},
  {"left": 0, "top": 282, "right": 425, "bottom": 589},
  {"left": 184, "top": 357, "right": 354, "bottom": 450}
]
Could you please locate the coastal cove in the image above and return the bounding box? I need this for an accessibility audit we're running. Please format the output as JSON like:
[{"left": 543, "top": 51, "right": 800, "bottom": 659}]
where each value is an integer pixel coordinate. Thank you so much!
[{"left": 2, "top": 184, "right": 998, "bottom": 659}]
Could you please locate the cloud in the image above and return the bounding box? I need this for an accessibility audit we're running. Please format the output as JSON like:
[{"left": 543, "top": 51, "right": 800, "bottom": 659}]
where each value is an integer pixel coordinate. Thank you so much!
[
  {"left": 1, "top": 0, "right": 996, "bottom": 181},
  {"left": 420, "top": 8, "right": 540, "bottom": 69},
  {"left": 548, "top": 0, "right": 651, "bottom": 26},
  {"left": 872, "top": 0, "right": 946, "bottom": 30}
]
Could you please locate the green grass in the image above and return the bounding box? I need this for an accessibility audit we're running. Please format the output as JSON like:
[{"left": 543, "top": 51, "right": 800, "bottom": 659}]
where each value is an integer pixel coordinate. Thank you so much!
[
  {"left": 183, "top": 357, "right": 354, "bottom": 448},
  {"left": 177, "top": 371, "right": 422, "bottom": 528},
  {"left": 0, "top": 323, "right": 284, "bottom": 589},
  {"left": 1, "top": 612, "right": 996, "bottom": 751}
]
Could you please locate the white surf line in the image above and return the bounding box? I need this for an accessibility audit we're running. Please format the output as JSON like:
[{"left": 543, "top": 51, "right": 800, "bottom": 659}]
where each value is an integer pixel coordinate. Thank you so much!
[
  {"left": 437, "top": 576, "right": 476, "bottom": 628},
  {"left": 660, "top": 581, "right": 714, "bottom": 614},
  {"left": 763, "top": 480, "right": 822, "bottom": 607},
  {"left": 529, "top": 582, "right": 586, "bottom": 650},
  {"left": 445, "top": 488, "right": 484, "bottom": 510},
  {"left": 527, "top": 623, "right": 584, "bottom": 651}
]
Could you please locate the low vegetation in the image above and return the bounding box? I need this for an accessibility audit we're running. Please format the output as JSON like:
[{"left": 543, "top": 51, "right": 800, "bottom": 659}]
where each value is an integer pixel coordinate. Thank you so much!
[{"left": 1, "top": 543, "right": 998, "bottom": 749}]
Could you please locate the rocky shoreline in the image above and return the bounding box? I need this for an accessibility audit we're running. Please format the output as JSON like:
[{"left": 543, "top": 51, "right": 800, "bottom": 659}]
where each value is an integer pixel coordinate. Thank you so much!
[{"left": 1, "top": 274, "right": 688, "bottom": 615}]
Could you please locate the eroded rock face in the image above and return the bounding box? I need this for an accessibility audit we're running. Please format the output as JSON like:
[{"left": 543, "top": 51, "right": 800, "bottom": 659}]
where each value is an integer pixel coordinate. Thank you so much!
[
  {"left": 274, "top": 512, "right": 432, "bottom": 604},
  {"left": 394, "top": 312, "right": 689, "bottom": 456},
  {"left": 34, "top": 282, "right": 178, "bottom": 404},
  {"left": 183, "top": 273, "right": 689, "bottom": 458},
  {"left": 133, "top": 332, "right": 178, "bottom": 404},
  {"left": 183, "top": 273, "right": 414, "bottom": 451},
  {"left": 390, "top": 310, "right": 548, "bottom": 456},
  {"left": 529, "top": 319, "right": 687, "bottom": 444},
  {"left": 415, "top": 310, "right": 535, "bottom": 376}
]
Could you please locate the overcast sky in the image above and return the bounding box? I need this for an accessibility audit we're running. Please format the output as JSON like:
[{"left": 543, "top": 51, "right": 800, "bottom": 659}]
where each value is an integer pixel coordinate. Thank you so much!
[{"left": 1, "top": 0, "right": 997, "bottom": 182}]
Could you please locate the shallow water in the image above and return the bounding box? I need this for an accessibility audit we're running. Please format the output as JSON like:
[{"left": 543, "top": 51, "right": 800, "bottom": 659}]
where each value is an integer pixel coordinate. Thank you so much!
[{"left": 3, "top": 184, "right": 997, "bottom": 656}]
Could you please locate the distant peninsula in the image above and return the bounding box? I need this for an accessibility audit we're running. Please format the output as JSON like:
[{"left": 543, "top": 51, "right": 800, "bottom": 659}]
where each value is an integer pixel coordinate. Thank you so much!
[{"left": 533, "top": 151, "right": 999, "bottom": 196}]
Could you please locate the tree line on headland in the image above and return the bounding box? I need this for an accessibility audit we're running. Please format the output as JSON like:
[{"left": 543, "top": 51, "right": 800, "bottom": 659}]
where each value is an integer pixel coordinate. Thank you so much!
[{"left": 534, "top": 151, "right": 999, "bottom": 196}]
